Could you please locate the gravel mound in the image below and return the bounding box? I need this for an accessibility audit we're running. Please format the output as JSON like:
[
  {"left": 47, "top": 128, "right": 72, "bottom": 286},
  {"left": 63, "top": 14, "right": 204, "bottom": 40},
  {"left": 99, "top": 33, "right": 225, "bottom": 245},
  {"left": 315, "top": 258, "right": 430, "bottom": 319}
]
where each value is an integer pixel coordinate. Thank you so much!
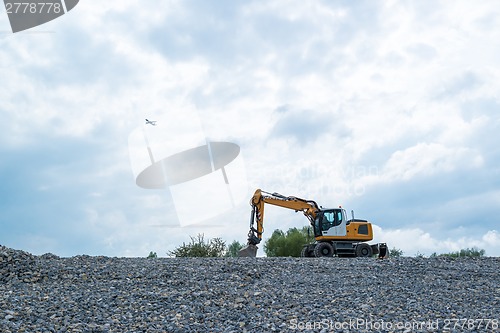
[
  {"left": 0, "top": 245, "right": 39, "bottom": 284},
  {"left": 1, "top": 245, "right": 499, "bottom": 332}
]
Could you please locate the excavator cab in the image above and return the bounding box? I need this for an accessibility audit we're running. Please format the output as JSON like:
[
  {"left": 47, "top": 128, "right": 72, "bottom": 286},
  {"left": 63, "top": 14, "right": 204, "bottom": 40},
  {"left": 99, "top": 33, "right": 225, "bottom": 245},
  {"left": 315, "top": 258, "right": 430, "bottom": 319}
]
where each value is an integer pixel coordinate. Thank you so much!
[{"left": 314, "top": 209, "right": 348, "bottom": 237}]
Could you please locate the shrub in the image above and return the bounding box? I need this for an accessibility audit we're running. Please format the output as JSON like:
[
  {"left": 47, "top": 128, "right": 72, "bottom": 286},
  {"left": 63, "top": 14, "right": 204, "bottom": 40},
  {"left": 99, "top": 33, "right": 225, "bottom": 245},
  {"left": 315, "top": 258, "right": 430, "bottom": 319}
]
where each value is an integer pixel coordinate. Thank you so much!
[
  {"left": 439, "top": 247, "right": 485, "bottom": 258},
  {"left": 169, "top": 234, "right": 226, "bottom": 257},
  {"left": 389, "top": 247, "right": 403, "bottom": 257}
]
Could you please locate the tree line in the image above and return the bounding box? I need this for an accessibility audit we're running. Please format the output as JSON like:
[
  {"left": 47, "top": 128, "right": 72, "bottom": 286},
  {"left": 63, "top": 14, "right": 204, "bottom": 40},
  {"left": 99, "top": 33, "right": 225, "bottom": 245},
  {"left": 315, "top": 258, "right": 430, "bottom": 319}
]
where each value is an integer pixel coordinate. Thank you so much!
[{"left": 150, "top": 227, "right": 487, "bottom": 258}]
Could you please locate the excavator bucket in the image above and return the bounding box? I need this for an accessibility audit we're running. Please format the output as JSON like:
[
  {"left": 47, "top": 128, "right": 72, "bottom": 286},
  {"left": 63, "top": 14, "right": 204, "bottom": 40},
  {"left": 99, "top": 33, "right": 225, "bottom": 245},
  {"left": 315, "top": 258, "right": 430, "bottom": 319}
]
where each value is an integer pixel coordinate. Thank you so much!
[{"left": 238, "top": 244, "right": 258, "bottom": 257}]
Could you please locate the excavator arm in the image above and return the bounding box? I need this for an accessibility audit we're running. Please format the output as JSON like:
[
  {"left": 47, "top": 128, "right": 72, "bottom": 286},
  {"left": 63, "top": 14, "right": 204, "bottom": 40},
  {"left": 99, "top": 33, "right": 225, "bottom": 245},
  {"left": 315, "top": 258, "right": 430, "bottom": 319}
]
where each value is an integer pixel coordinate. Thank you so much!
[{"left": 239, "top": 189, "right": 320, "bottom": 257}]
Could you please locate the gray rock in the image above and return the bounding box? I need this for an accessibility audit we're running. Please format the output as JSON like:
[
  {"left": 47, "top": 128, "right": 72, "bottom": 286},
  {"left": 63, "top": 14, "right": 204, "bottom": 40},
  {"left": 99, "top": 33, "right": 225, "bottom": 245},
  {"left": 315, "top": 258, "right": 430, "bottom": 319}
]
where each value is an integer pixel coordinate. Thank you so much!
[{"left": 0, "top": 246, "right": 499, "bottom": 332}]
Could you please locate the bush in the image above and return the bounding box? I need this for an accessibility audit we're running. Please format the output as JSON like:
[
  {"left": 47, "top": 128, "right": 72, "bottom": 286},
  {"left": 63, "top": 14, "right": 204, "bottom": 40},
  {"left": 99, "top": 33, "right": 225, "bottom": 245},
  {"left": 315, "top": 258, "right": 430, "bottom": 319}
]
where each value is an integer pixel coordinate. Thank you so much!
[
  {"left": 439, "top": 247, "right": 485, "bottom": 258},
  {"left": 169, "top": 234, "right": 226, "bottom": 257},
  {"left": 415, "top": 251, "right": 425, "bottom": 258},
  {"left": 389, "top": 247, "right": 403, "bottom": 257},
  {"left": 264, "top": 226, "right": 315, "bottom": 257},
  {"left": 147, "top": 251, "right": 157, "bottom": 259}
]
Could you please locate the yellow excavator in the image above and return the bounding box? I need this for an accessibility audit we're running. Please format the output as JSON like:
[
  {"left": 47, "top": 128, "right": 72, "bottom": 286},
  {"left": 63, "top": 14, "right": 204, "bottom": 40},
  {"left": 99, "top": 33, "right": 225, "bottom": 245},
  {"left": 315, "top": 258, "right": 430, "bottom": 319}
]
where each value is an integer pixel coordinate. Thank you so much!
[{"left": 239, "top": 189, "right": 387, "bottom": 258}]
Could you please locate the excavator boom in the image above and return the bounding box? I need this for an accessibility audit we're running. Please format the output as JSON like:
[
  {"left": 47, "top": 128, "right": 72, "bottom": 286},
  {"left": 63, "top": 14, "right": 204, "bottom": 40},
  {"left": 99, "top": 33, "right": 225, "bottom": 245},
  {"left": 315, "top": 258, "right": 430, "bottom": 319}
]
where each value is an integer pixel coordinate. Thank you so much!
[{"left": 239, "top": 189, "right": 320, "bottom": 257}]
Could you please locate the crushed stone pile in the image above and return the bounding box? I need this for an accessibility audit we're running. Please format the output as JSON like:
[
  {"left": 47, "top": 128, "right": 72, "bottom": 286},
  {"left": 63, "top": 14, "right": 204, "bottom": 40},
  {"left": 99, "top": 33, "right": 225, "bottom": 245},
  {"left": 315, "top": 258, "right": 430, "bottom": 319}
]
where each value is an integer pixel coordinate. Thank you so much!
[
  {"left": 0, "top": 245, "right": 40, "bottom": 284},
  {"left": 1, "top": 245, "right": 499, "bottom": 332}
]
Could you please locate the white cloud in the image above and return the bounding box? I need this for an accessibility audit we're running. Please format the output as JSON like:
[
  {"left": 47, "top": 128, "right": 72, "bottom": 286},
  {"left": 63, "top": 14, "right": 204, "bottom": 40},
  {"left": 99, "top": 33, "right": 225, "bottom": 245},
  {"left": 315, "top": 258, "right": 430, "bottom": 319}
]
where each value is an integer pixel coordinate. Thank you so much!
[
  {"left": 2, "top": 1, "right": 500, "bottom": 256},
  {"left": 483, "top": 230, "right": 500, "bottom": 248},
  {"left": 373, "top": 225, "right": 500, "bottom": 257},
  {"left": 382, "top": 143, "right": 483, "bottom": 181}
]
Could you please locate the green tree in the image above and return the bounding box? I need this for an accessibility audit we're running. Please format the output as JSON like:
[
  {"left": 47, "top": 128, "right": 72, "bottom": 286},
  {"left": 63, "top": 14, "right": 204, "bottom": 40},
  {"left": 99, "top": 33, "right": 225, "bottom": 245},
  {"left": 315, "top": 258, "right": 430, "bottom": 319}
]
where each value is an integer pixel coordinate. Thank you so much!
[
  {"left": 301, "top": 226, "right": 316, "bottom": 244},
  {"left": 169, "top": 234, "right": 226, "bottom": 257},
  {"left": 147, "top": 251, "right": 157, "bottom": 259},
  {"left": 264, "top": 226, "right": 314, "bottom": 257},
  {"left": 389, "top": 247, "right": 403, "bottom": 257},
  {"left": 225, "top": 240, "right": 244, "bottom": 257}
]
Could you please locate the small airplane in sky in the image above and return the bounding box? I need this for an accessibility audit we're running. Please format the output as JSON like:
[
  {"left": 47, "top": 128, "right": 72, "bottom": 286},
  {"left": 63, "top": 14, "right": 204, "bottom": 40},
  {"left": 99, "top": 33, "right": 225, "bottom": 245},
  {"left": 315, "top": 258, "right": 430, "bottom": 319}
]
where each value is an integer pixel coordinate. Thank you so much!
[{"left": 145, "top": 119, "right": 157, "bottom": 126}]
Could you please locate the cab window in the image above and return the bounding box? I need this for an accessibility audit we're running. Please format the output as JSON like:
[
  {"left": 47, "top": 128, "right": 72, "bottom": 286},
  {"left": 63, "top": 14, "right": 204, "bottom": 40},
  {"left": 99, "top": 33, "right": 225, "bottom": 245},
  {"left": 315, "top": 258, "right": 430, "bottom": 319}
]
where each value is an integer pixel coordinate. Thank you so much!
[{"left": 321, "top": 210, "right": 342, "bottom": 231}]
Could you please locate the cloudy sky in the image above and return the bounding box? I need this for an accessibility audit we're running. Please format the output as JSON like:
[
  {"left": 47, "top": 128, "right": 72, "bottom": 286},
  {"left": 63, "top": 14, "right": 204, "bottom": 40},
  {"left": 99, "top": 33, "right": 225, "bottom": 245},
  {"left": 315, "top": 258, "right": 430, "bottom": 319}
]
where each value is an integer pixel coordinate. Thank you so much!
[{"left": 1, "top": 0, "right": 499, "bottom": 257}]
